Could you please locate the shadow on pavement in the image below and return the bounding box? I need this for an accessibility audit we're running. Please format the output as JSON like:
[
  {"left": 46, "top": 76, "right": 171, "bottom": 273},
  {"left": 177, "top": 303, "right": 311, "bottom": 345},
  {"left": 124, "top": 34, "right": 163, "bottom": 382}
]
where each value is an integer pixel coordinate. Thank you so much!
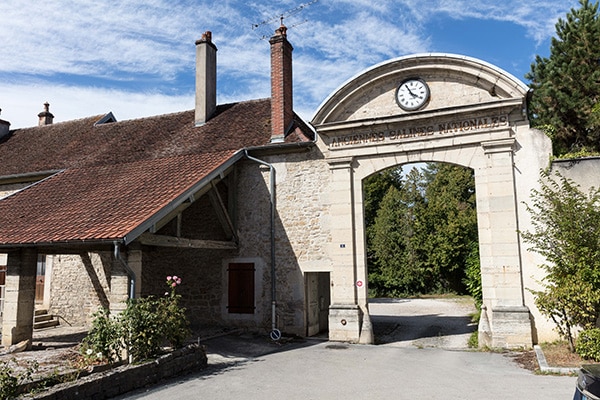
[{"left": 371, "top": 314, "right": 476, "bottom": 345}]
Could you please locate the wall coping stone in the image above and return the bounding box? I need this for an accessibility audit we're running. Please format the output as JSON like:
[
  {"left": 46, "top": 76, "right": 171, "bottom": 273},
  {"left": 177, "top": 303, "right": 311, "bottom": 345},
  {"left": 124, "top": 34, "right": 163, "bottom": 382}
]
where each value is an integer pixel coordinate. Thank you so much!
[{"left": 18, "top": 344, "right": 207, "bottom": 399}]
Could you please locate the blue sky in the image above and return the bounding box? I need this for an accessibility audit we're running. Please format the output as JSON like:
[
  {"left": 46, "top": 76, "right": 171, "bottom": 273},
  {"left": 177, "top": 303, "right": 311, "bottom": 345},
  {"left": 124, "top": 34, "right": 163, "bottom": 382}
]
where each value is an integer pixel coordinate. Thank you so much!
[{"left": 0, "top": 0, "right": 580, "bottom": 129}]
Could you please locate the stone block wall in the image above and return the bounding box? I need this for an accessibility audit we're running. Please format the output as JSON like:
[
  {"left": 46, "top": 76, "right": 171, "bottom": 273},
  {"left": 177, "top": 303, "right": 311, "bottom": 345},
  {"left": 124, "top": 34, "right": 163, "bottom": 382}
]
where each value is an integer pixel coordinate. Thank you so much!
[
  {"left": 236, "top": 147, "right": 332, "bottom": 335},
  {"left": 49, "top": 252, "right": 117, "bottom": 326}
]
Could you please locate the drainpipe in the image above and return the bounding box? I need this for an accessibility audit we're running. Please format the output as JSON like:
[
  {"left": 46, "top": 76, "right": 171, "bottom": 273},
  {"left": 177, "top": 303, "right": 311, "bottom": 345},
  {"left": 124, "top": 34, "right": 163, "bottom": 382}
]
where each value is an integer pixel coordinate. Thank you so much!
[
  {"left": 244, "top": 150, "right": 281, "bottom": 341},
  {"left": 113, "top": 242, "right": 136, "bottom": 300}
]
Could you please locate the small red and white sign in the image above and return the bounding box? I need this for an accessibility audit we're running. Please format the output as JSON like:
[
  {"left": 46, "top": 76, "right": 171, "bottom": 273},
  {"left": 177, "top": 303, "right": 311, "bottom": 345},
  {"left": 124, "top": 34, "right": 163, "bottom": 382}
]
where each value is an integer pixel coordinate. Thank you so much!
[{"left": 356, "top": 280, "right": 363, "bottom": 288}]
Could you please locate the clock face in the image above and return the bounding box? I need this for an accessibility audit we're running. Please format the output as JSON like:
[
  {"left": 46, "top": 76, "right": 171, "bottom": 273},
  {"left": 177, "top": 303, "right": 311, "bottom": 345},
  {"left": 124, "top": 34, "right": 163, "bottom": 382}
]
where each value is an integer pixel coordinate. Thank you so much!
[{"left": 396, "top": 78, "right": 430, "bottom": 111}]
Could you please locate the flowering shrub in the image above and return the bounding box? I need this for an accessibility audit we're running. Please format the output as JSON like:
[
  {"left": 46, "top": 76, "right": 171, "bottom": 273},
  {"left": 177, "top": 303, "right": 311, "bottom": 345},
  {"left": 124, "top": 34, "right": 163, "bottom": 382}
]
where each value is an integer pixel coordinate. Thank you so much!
[
  {"left": 166, "top": 275, "right": 181, "bottom": 289},
  {"left": 81, "top": 275, "right": 191, "bottom": 363},
  {"left": 81, "top": 307, "right": 123, "bottom": 363}
]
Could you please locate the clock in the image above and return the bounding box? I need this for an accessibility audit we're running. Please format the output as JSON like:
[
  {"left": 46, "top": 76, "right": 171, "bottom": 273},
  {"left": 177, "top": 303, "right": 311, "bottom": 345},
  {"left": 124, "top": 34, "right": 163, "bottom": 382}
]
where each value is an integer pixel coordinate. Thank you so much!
[{"left": 396, "top": 78, "right": 430, "bottom": 111}]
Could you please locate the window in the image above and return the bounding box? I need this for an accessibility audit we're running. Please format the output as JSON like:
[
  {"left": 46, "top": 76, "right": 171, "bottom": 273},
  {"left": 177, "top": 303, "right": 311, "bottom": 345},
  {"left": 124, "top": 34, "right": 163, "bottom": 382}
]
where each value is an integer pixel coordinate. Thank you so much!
[{"left": 227, "top": 263, "right": 255, "bottom": 314}]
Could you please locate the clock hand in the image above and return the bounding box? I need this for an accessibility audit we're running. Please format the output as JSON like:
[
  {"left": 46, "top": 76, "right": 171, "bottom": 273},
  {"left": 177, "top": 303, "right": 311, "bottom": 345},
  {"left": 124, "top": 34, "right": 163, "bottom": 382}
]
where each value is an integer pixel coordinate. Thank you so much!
[{"left": 406, "top": 87, "right": 419, "bottom": 98}]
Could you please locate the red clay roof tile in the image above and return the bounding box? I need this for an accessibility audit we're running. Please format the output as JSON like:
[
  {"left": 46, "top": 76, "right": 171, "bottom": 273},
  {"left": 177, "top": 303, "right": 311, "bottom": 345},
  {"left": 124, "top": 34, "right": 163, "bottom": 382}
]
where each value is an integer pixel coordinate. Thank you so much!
[{"left": 0, "top": 151, "right": 237, "bottom": 245}]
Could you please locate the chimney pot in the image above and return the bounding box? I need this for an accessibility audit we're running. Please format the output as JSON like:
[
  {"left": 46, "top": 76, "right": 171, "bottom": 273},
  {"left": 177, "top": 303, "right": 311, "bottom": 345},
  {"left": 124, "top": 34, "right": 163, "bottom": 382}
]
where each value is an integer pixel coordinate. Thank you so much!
[
  {"left": 195, "top": 31, "right": 218, "bottom": 126},
  {"left": 38, "top": 102, "right": 54, "bottom": 126}
]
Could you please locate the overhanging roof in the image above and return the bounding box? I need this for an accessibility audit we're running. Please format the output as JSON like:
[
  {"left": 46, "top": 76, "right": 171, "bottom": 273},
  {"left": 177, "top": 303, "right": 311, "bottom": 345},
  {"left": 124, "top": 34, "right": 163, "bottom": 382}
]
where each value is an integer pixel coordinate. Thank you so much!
[{"left": 0, "top": 151, "right": 240, "bottom": 248}]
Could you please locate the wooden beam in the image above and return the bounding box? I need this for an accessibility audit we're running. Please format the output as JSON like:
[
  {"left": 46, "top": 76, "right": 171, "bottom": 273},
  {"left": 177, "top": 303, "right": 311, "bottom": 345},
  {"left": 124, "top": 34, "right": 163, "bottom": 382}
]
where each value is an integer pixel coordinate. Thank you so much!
[
  {"left": 208, "top": 181, "right": 238, "bottom": 241},
  {"left": 138, "top": 233, "right": 237, "bottom": 250}
]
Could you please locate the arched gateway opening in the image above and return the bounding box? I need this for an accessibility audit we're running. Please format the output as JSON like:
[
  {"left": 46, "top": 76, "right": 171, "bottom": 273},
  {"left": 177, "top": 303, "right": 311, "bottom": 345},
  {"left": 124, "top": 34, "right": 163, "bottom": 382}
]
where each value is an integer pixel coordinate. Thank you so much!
[{"left": 311, "top": 54, "right": 552, "bottom": 349}]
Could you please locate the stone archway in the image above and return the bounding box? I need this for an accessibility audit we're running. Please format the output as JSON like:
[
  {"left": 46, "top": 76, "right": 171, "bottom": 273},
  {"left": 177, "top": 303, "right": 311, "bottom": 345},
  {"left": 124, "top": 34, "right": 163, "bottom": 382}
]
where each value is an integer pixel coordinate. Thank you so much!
[{"left": 311, "top": 54, "right": 552, "bottom": 349}]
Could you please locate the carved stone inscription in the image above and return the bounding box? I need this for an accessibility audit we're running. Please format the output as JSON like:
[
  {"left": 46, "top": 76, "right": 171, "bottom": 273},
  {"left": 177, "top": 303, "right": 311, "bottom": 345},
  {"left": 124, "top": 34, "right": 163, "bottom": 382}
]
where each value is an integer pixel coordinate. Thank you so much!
[{"left": 330, "top": 115, "right": 508, "bottom": 148}]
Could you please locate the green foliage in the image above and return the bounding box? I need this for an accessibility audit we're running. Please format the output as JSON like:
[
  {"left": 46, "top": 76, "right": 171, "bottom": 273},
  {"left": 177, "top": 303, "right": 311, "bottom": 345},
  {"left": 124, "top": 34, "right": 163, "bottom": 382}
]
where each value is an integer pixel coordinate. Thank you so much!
[
  {"left": 468, "top": 330, "right": 479, "bottom": 349},
  {"left": 521, "top": 171, "right": 600, "bottom": 351},
  {"left": 526, "top": 0, "right": 600, "bottom": 156},
  {"left": 122, "top": 288, "right": 190, "bottom": 361},
  {"left": 0, "top": 358, "right": 38, "bottom": 400},
  {"left": 463, "top": 242, "right": 482, "bottom": 308},
  {"left": 365, "top": 163, "right": 480, "bottom": 298},
  {"left": 576, "top": 328, "right": 600, "bottom": 361},
  {"left": 420, "top": 163, "right": 478, "bottom": 293},
  {"left": 81, "top": 275, "right": 191, "bottom": 363},
  {"left": 363, "top": 167, "right": 403, "bottom": 229},
  {"left": 81, "top": 307, "right": 123, "bottom": 363}
]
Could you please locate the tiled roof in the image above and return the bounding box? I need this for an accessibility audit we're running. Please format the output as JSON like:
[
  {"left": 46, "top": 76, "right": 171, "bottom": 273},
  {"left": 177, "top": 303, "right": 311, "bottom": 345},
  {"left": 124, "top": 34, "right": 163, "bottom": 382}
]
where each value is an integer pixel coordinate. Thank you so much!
[
  {"left": 0, "top": 151, "right": 237, "bottom": 245},
  {"left": 0, "top": 99, "right": 313, "bottom": 246},
  {"left": 0, "top": 100, "right": 274, "bottom": 176}
]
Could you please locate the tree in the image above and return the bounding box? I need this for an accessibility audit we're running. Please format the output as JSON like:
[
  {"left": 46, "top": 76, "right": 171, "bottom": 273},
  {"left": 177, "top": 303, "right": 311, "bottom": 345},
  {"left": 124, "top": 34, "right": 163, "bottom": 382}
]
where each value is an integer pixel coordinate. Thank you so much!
[
  {"left": 369, "top": 168, "right": 428, "bottom": 296},
  {"left": 420, "top": 163, "right": 479, "bottom": 293},
  {"left": 526, "top": 0, "right": 600, "bottom": 156},
  {"left": 365, "top": 163, "right": 480, "bottom": 298},
  {"left": 363, "top": 167, "right": 403, "bottom": 229},
  {"left": 521, "top": 171, "right": 600, "bottom": 351}
]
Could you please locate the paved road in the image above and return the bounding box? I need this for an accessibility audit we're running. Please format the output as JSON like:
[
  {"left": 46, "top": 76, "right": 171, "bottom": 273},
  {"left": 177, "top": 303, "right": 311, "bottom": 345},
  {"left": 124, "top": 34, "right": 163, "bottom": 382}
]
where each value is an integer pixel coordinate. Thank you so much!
[
  {"left": 119, "top": 338, "right": 575, "bottom": 400},
  {"left": 116, "top": 298, "right": 576, "bottom": 400}
]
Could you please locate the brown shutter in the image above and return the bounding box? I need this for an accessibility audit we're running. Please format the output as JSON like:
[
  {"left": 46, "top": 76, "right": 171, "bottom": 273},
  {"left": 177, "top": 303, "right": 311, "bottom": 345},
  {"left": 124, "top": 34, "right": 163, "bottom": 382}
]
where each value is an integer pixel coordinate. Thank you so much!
[{"left": 228, "top": 263, "right": 255, "bottom": 314}]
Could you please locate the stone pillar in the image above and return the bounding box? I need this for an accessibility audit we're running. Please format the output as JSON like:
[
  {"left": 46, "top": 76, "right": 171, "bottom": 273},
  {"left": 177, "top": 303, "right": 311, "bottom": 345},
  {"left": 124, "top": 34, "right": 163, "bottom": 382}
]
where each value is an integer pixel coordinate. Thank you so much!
[
  {"left": 477, "top": 138, "right": 533, "bottom": 348},
  {"left": 109, "top": 255, "right": 131, "bottom": 316},
  {"left": 2, "top": 249, "right": 37, "bottom": 347},
  {"left": 327, "top": 157, "right": 362, "bottom": 342},
  {"left": 127, "top": 249, "right": 143, "bottom": 299}
]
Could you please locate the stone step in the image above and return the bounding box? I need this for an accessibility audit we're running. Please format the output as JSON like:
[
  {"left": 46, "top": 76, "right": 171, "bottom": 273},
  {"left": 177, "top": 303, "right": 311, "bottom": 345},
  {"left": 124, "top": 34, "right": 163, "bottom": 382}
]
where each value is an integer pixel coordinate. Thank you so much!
[
  {"left": 34, "top": 319, "right": 60, "bottom": 330},
  {"left": 33, "top": 309, "right": 60, "bottom": 330},
  {"left": 34, "top": 313, "right": 54, "bottom": 323}
]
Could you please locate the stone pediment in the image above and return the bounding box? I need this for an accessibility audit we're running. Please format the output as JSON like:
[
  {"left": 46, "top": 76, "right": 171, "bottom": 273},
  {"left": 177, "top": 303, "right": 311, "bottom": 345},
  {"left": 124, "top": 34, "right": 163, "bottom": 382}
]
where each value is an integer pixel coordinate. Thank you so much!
[{"left": 312, "top": 53, "right": 529, "bottom": 127}]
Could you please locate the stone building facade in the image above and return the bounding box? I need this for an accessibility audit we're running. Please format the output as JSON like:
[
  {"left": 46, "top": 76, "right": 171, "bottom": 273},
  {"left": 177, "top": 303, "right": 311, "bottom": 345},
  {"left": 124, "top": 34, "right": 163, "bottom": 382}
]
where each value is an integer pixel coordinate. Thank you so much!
[{"left": 2, "top": 31, "right": 599, "bottom": 350}]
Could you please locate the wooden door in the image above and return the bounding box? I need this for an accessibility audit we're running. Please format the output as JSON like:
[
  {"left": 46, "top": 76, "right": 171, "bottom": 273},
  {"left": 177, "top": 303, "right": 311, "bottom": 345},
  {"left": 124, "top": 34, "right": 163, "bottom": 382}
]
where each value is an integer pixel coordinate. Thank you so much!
[
  {"left": 35, "top": 255, "right": 46, "bottom": 303},
  {"left": 227, "top": 263, "right": 255, "bottom": 314}
]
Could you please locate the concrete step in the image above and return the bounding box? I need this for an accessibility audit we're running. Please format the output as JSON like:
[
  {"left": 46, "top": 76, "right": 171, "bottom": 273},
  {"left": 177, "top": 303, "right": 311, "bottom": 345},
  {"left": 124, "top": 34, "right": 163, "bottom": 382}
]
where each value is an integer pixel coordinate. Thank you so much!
[
  {"left": 34, "top": 319, "right": 60, "bottom": 330},
  {"left": 34, "top": 313, "right": 54, "bottom": 323},
  {"left": 33, "top": 309, "right": 60, "bottom": 330}
]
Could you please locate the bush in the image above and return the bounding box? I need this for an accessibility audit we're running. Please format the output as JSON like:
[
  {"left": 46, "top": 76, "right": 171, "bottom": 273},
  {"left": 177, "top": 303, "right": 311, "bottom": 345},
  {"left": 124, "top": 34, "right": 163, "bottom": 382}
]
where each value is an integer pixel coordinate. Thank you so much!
[
  {"left": 81, "top": 275, "right": 190, "bottom": 363},
  {"left": 81, "top": 307, "right": 123, "bottom": 363},
  {"left": 521, "top": 171, "right": 600, "bottom": 352},
  {"left": 0, "top": 358, "right": 38, "bottom": 399},
  {"left": 576, "top": 328, "right": 600, "bottom": 361}
]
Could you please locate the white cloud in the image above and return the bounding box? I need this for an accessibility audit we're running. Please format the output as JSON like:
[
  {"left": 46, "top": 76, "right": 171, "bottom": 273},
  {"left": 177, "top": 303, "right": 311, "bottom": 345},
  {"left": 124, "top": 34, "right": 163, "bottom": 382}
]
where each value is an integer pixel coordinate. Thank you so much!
[
  {"left": 0, "top": 82, "right": 194, "bottom": 129},
  {"left": 0, "top": 0, "right": 579, "bottom": 128}
]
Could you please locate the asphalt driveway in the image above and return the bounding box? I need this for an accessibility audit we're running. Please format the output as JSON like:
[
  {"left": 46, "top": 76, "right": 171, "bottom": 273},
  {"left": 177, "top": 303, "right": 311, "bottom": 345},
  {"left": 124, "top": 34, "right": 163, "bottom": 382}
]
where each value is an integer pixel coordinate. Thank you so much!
[{"left": 117, "top": 298, "right": 576, "bottom": 400}]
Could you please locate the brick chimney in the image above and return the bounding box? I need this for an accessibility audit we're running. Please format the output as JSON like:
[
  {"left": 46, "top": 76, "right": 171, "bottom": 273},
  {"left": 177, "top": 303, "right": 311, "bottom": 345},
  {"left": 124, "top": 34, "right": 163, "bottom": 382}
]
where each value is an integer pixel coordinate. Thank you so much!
[
  {"left": 38, "top": 102, "right": 54, "bottom": 126},
  {"left": 195, "top": 31, "right": 217, "bottom": 127},
  {"left": 0, "top": 109, "right": 10, "bottom": 139},
  {"left": 269, "top": 24, "right": 294, "bottom": 143}
]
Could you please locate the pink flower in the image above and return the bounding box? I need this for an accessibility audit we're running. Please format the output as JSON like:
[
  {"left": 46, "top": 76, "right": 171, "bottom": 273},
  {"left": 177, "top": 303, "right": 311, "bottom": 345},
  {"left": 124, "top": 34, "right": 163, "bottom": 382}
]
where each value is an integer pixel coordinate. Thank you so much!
[
  {"left": 172, "top": 282, "right": 177, "bottom": 287},
  {"left": 167, "top": 276, "right": 172, "bottom": 281}
]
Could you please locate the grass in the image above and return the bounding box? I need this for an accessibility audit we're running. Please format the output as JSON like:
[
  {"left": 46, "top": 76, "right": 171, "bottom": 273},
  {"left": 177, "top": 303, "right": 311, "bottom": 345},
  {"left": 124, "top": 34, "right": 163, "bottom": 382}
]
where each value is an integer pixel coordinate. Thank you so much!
[{"left": 541, "top": 341, "right": 596, "bottom": 368}]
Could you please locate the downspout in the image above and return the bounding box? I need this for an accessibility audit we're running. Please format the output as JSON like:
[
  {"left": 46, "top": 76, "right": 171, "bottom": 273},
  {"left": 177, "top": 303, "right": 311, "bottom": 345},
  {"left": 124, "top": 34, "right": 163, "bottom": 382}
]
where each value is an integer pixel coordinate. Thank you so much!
[
  {"left": 244, "top": 149, "right": 281, "bottom": 341},
  {"left": 113, "top": 241, "right": 136, "bottom": 300}
]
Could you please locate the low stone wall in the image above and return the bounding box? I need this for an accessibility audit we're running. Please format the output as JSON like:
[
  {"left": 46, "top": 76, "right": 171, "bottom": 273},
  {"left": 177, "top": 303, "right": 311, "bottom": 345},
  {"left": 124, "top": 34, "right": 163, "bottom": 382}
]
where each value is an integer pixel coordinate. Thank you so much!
[{"left": 20, "top": 344, "right": 207, "bottom": 399}]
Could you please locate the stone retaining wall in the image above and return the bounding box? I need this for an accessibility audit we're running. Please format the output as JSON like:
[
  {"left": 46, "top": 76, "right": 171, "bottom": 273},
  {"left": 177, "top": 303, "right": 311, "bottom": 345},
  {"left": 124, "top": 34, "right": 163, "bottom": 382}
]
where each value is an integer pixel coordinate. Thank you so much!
[{"left": 20, "top": 344, "right": 207, "bottom": 399}]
